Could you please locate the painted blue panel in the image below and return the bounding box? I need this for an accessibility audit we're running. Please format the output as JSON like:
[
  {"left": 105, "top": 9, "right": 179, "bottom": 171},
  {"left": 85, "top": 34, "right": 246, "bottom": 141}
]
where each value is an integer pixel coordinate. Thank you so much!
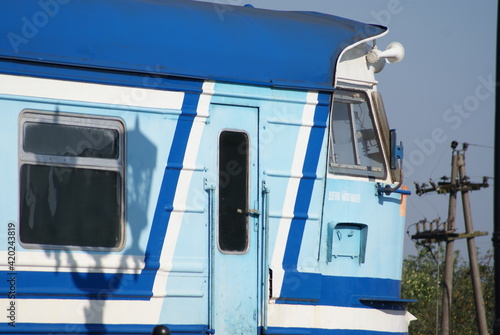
[
  {"left": 0, "top": 270, "right": 155, "bottom": 300},
  {"left": 277, "top": 273, "right": 402, "bottom": 310},
  {"left": 0, "top": 90, "right": 204, "bottom": 301},
  {"left": 282, "top": 93, "right": 330, "bottom": 270},
  {"left": 0, "top": 323, "right": 210, "bottom": 335},
  {"left": 321, "top": 178, "right": 405, "bottom": 280},
  {"left": 0, "top": 323, "right": 407, "bottom": 335},
  {"left": 273, "top": 92, "right": 329, "bottom": 302},
  {"left": 0, "top": 0, "right": 386, "bottom": 91},
  {"left": 332, "top": 225, "right": 362, "bottom": 259},
  {"left": 0, "top": 101, "right": 19, "bottom": 225}
]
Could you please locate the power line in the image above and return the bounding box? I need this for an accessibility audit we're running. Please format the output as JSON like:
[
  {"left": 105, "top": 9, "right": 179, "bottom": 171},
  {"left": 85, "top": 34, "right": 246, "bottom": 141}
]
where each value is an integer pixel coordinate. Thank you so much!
[{"left": 467, "top": 143, "right": 494, "bottom": 150}]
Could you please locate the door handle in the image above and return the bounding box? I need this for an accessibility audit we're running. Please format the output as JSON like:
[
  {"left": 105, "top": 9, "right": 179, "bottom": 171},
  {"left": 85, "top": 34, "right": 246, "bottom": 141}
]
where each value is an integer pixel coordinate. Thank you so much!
[{"left": 237, "top": 208, "right": 260, "bottom": 217}]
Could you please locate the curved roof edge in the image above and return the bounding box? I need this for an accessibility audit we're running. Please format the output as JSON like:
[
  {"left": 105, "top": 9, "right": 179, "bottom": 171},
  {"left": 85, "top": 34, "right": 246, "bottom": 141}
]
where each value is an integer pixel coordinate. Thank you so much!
[{"left": 0, "top": 0, "right": 387, "bottom": 91}]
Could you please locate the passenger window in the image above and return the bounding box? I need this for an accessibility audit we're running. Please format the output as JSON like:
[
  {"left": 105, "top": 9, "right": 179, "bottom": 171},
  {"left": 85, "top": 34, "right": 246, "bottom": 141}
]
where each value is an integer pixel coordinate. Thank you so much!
[
  {"left": 19, "top": 111, "right": 124, "bottom": 249},
  {"left": 329, "top": 89, "right": 386, "bottom": 178},
  {"left": 24, "top": 122, "right": 119, "bottom": 158},
  {"left": 218, "top": 131, "right": 249, "bottom": 253}
]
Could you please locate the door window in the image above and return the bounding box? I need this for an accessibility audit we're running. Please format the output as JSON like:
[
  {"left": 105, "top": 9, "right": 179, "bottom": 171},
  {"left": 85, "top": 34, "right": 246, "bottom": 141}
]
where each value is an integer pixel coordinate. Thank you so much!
[{"left": 218, "top": 131, "right": 249, "bottom": 253}]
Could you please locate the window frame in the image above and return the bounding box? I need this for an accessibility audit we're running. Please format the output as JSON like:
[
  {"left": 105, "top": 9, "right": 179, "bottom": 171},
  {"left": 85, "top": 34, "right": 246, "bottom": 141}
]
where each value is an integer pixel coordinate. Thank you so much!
[
  {"left": 328, "top": 88, "right": 387, "bottom": 179},
  {"left": 18, "top": 110, "right": 126, "bottom": 251}
]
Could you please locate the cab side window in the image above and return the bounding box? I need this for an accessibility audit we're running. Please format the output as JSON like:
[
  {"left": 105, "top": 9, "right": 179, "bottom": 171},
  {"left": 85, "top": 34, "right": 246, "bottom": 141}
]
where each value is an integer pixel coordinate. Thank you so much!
[{"left": 329, "top": 89, "right": 386, "bottom": 179}]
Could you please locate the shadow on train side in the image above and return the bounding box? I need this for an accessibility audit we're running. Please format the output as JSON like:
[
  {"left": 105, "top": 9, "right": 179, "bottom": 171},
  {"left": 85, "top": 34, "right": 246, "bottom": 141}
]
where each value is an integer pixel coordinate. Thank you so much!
[{"left": 32, "top": 114, "right": 157, "bottom": 334}]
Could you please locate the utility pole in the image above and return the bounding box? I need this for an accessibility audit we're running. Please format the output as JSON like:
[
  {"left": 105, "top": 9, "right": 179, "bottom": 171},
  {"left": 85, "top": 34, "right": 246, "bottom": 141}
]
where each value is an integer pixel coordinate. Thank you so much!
[
  {"left": 412, "top": 141, "right": 489, "bottom": 335},
  {"left": 441, "top": 142, "right": 459, "bottom": 335},
  {"left": 458, "top": 144, "right": 488, "bottom": 334}
]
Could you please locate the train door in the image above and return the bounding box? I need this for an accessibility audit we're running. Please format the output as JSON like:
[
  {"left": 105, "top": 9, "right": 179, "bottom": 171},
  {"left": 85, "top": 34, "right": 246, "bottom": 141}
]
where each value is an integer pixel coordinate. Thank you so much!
[{"left": 209, "top": 104, "right": 260, "bottom": 335}]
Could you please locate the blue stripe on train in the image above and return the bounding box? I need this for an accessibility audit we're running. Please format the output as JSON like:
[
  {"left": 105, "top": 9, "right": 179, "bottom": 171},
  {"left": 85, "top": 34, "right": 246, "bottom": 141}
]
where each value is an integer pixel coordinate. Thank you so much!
[
  {"left": 282, "top": 93, "right": 329, "bottom": 270},
  {"left": 277, "top": 94, "right": 404, "bottom": 307},
  {"left": 276, "top": 272, "right": 403, "bottom": 309},
  {"left": 280, "top": 92, "right": 328, "bottom": 302},
  {"left": 0, "top": 323, "right": 210, "bottom": 335},
  {"left": 144, "top": 91, "right": 200, "bottom": 273},
  {"left": 0, "top": 323, "right": 406, "bottom": 335},
  {"left": 276, "top": 93, "right": 403, "bottom": 310},
  {"left": 0, "top": 91, "right": 202, "bottom": 301}
]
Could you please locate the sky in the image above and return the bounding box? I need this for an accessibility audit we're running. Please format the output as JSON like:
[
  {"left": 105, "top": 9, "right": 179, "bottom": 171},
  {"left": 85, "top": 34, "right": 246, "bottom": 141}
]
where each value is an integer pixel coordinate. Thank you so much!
[{"left": 197, "top": 0, "right": 498, "bottom": 258}]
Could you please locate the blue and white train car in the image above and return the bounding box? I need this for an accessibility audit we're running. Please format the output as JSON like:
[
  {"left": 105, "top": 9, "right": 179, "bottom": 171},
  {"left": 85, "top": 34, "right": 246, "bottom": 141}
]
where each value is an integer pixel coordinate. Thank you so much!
[{"left": 0, "top": 0, "right": 413, "bottom": 334}]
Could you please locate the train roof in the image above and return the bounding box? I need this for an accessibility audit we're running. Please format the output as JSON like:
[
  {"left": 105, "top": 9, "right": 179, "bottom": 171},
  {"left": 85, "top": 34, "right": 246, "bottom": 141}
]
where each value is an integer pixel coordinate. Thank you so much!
[{"left": 0, "top": 0, "right": 386, "bottom": 91}]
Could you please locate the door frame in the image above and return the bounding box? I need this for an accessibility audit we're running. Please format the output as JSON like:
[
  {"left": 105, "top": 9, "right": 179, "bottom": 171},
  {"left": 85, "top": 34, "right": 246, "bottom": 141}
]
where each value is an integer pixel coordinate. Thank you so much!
[{"left": 208, "top": 104, "right": 261, "bottom": 335}]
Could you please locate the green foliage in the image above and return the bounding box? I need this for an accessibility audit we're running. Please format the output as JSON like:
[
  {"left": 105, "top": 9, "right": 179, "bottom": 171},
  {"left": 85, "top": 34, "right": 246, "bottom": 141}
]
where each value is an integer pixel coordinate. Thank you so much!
[{"left": 401, "top": 244, "right": 494, "bottom": 335}]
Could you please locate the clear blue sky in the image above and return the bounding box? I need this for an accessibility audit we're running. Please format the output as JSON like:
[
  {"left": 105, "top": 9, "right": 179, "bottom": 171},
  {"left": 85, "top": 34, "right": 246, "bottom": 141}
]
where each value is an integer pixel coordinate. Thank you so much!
[{"left": 198, "top": 0, "right": 497, "bottom": 257}]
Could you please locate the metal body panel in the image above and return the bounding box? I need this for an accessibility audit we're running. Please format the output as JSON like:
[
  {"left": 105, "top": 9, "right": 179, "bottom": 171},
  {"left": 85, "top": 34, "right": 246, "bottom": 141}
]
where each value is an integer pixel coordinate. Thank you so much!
[
  {"left": 0, "top": 73, "right": 411, "bottom": 334},
  {"left": 0, "top": 1, "right": 410, "bottom": 334},
  {"left": 208, "top": 104, "right": 260, "bottom": 334}
]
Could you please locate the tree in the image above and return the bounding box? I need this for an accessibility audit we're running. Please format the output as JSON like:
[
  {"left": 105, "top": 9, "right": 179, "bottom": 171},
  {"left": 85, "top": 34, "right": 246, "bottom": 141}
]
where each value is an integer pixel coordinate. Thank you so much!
[{"left": 401, "top": 243, "right": 494, "bottom": 334}]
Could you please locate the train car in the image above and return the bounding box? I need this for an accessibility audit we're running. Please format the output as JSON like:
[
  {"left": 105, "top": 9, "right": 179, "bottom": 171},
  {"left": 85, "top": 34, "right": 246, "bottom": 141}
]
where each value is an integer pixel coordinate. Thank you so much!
[{"left": 0, "top": 0, "right": 413, "bottom": 334}]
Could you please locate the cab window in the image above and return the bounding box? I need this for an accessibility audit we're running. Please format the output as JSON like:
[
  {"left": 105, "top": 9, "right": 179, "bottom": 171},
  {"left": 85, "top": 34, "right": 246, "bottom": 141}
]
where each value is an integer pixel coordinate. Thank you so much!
[{"left": 329, "top": 89, "right": 386, "bottom": 178}]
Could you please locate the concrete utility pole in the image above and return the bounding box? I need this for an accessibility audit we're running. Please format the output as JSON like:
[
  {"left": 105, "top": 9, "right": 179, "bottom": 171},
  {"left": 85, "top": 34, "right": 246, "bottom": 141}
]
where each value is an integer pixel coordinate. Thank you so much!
[
  {"left": 441, "top": 145, "right": 458, "bottom": 335},
  {"left": 412, "top": 141, "right": 489, "bottom": 335},
  {"left": 458, "top": 146, "right": 488, "bottom": 335}
]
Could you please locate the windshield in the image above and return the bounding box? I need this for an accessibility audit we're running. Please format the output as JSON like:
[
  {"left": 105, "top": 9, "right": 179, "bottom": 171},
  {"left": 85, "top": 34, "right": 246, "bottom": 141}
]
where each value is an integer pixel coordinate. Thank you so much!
[{"left": 329, "top": 89, "right": 386, "bottom": 179}]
